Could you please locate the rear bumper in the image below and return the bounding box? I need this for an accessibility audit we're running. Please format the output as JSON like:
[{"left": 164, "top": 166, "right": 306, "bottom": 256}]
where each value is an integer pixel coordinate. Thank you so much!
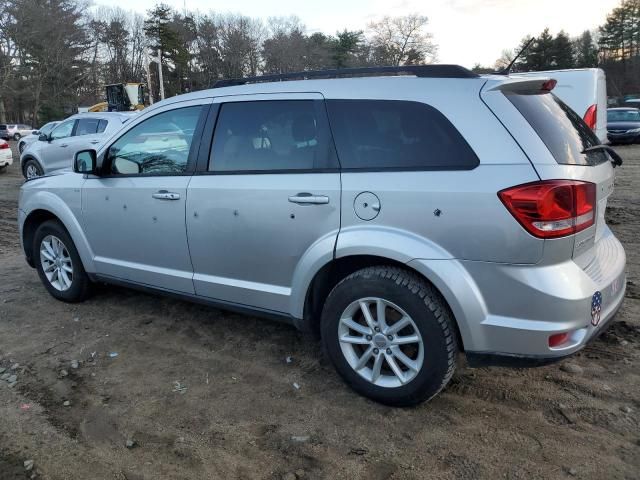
[
  {"left": 0, "top": 149, "right": 12, "bottom": 167},
  {"left": 408, "top": 228, "right": 627, "bottom": 362}
]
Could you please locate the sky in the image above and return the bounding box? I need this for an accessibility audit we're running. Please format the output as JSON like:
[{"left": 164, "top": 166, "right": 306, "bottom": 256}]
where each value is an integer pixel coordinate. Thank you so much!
[{"left": 94, "top": 0, "right": 620, "bottom": 68}]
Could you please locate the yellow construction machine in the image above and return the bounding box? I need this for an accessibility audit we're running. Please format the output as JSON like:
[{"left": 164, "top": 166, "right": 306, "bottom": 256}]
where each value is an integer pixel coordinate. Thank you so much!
[{"left": 89, "top": 83, "right": 146, "bottom": 113}]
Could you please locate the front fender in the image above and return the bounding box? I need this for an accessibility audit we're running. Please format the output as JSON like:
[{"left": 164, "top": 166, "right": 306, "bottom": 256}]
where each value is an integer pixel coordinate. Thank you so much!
[{"left": 20, "top": 187, "right": 95, "bottom": 273}]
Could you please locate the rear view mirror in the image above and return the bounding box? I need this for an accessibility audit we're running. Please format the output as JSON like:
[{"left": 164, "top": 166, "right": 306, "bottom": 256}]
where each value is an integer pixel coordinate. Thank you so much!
[
  {"left": 74, "top": 149, "right": 97, "bottom": 174},
  {"left": 113, "top": 157, "right": 141, "bottom": 174},
  {"left": 38, "top": 134, "right": 48, "bottom": 141},
  {"left": 32, "top": 130, "right": 40, "bottom": 135}
]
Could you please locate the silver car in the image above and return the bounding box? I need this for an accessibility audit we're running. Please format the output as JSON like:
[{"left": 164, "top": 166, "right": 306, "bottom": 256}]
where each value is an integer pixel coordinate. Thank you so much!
[
  {"left": 18, "top": 121, "right": 60, "bottom": 154},
  {"left": 1, "top": 123, "right": 33, "bottom": 141},
  {"left": 17, "top": 66, "right": 626, "bottom": 406},
  {"left": 19, "top": 112, "right": 135, "bottom": 179}
]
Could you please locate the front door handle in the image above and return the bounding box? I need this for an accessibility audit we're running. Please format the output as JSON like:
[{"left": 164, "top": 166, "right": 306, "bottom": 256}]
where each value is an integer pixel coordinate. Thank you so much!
[
  {"left": 90, "top": 140, "right": 100, "bottom": 145},
  {"left": 288, "top": 193, "right": 330, "bottom": 205},
  {"left": 152, "top": 190, "right": 180, "bottom": 200}
]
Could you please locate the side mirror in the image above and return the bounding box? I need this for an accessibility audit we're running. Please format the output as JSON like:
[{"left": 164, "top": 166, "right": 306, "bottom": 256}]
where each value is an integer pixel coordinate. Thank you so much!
[
  {"left": 38, "top": 134, "right": 49, "bottom": 141},
  {"left": 74, "top": 149, "right": 97, "bottom": 174}
]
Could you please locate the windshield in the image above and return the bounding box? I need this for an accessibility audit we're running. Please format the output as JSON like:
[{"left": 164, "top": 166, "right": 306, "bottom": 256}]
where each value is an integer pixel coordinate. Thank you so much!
[
  {"left": 607, "top": 109, "right": 640, "bottom": 122},
  {"left": 506, "top": 92, "right": 607, "bottom": 166},
  {"left": 40, "top": 122, "right": 58, "bottom": 135}
]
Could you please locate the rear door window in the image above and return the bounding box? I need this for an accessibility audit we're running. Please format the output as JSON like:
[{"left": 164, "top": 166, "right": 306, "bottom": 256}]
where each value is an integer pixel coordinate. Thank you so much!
[
  {"left": 97, "top": 119, "right": 108, "bottom": 133},
  {"left": 75, "top": 118, "right": 101, "bottom": 136},
  {"left": 506, "top": 92, "right": 607, "bottom": 166},
  {"left": 326, "top": 100, "right": 479, "bottom": 170},
  {"left": 209, "top": 100, "right": 338, "bottom": 172}
]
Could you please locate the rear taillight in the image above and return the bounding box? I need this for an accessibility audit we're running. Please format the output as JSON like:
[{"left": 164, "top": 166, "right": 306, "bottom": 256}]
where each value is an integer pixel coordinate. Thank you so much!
[
  {"left": 584, "top": 104, "right": 597, "bottom": 130},
  {"left": 498, "top": 180, "right": 596, "bottom": 239},
  {"left": 0, "top": 143, "right": 9, "bottom": 149}
]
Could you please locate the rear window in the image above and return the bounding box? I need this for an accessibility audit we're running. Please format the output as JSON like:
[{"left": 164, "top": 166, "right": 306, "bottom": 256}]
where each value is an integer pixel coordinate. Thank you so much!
[
  {"left": 506, "top": 92, "right": 607, "bottom": 166},
  {"left": 326, "top": 100, "right": 479, "bottom": 170},
  {"left": 0, "top": 125, "right": 5, "bottom": 130}
]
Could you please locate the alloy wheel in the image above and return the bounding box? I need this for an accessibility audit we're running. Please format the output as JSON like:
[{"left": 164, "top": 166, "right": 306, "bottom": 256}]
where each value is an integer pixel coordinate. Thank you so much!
[
  {"left": 338, "top": 297, "right": 424, "bottom": 388},
  {"left": 40, "top": 235, "right": 74, "bottom": 291},
  {"left": 26, "top": 164, "right": 41, "bottom": 179}
]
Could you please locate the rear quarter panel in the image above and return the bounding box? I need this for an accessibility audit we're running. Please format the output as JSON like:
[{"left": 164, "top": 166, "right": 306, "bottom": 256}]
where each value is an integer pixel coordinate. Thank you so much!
[{"left": 323, "top": 77, "right": 543, "bottom": 264}]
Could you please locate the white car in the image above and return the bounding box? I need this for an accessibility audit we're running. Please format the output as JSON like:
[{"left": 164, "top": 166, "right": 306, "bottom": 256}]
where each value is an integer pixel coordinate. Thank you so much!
[
  {"left": 0, "top": 139, "right": 12, "bottom": 170},
  {"left": 513, "top": 68, "right": 607, "bottom": 143}
]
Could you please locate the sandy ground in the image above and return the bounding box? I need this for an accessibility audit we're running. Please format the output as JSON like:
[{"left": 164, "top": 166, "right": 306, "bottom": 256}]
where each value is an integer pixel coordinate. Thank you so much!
[{"left": 0, "top": 143, "right": 638, "bottom": 480}]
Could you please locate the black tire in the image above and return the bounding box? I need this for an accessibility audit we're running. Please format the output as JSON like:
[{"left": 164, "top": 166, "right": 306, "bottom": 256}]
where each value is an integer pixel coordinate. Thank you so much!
[
  {"left": 33, "top": 220, "right": 91, "bottom": 302},
  {"left": 321, "top": 266, "right": 458, "bottom": 407},
  {"left": 22, "top": 158, "right": 43, "bottom": 179},
  {"left": 13, "top": 133, "right": 20, "bottom": 141}
]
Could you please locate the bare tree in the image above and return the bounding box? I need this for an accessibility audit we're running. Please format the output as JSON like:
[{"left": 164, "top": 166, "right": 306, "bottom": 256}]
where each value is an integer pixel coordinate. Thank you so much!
[
  {"left": 494, "top": 49, "right": 515, "bottom": 70},
  {"left": 367, "top": 14, "right": 437, "bottom": 66}
]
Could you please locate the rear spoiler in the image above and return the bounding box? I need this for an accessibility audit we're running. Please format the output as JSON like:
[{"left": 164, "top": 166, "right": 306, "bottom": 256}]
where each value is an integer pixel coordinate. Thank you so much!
[{"left": 485, "top": 76, "right": 556, "bottom": 93}]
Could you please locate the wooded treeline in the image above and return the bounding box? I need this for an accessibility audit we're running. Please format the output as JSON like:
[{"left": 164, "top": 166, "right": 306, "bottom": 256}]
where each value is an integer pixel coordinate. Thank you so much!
[
  {"left": 477, "top": 0, "right": 640, "bottom": 98},
  {"left": 0, "top": 0, "right": 436, "bottom": 124},
  {"left": 3, "top": 0, "right": 640, "bottom": 125}
]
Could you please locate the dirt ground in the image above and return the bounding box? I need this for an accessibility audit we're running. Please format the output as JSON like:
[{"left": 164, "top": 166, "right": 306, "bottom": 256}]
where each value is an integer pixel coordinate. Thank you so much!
[{"left": 0, "top": 143, "right": 638, "bottom": 480}]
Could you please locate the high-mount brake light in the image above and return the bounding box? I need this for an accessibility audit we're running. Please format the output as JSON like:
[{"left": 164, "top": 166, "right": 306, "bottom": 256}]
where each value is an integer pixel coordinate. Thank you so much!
[
  {"left": 498, "top": 180, "right": 596, "bottom": 239},
  {"left": 541, "top": 79, "right": 557, "bottom": 91}
]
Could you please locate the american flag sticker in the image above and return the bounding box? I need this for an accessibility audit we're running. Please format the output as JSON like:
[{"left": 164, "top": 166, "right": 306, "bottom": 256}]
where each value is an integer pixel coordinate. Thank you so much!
[{"left": 591, "top": 291, "right": 603, "bottom": 327}]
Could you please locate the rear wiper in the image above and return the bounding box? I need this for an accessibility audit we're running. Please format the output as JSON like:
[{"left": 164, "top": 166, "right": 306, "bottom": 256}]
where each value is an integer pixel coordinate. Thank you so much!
[{"left": 582, "top": 145, "right": 623, "bottom": 168}]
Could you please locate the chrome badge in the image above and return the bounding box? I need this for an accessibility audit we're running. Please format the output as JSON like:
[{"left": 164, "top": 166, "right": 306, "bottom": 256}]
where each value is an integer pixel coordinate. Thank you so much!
[{"left": 591, "top": 291, "right": 603, "bottom": 327}]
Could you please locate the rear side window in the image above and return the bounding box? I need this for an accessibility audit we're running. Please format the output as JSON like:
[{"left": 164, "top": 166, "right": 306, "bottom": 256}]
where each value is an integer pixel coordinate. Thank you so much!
[
  {"left": 210, "top": 100, "right": 338, "bottom": 172},
  {"left": 76, "top": 118, "right": 101, "bottom": 136},
  {"left": 506, "top": 93, "right": 607, "bottom": 166},
  {"left": 97, "top": 119, "right": 108, "bottom": 133},
  {"left": 326, "top": 100, "right": 479, "bottom": 170}
]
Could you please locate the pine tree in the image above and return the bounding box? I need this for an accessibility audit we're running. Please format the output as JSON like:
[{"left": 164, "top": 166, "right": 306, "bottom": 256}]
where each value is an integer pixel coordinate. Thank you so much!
[
  {"left": 573, "top": 31, "right": 598, "bottom": 67},
  {"left": 552, "top": 30, "right": 574, "bottom": 68}
]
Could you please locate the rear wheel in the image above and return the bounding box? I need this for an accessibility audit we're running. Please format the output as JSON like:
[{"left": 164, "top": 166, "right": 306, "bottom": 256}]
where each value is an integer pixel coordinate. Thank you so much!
[
  {"left": 321, "top": 266, "right": 458, "bottom": 406},
  {"left": 23, "top": 158, "right": 43, "bottom": 179},
  {"left": 13, "top": 133, "right": 20, "bottom": 141},
  {"left": 34, "top": 220, "right": 90, "bottom": 302}
]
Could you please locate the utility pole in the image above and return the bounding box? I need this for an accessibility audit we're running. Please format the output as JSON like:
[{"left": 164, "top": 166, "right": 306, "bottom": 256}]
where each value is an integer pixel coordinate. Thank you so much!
[
  {"left": 146, "top": 48, "right": 165, "bottom": 102},
  {"left": 145, "top": 50, "right": 154, "bottom": 105},
  {"left": 157, "top": 49, "right": 165, "bottom": 101}
]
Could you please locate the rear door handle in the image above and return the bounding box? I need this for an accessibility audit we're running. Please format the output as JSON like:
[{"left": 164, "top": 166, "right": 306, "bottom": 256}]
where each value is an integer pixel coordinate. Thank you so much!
[
  {"left": 90, "top": 140, "right": 100, "bottom": 145},
  {"left": 152, "top": 190, "right": 180, "bottom": 200},
  {"left": 60, "top": 144, "right": 68, "bottom": 148},
  {"left": 288, "top": 193, "right": 329, "bottom": 205}
]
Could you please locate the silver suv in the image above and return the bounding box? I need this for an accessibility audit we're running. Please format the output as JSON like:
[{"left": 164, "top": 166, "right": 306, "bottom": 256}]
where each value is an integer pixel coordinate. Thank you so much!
[
  {"left": 1, "top": 123, "right": 33, "bottom": 141},
  {"left": 20, "top": 112, "right": 136, "bottom": 179},
  {"left": 17, "top": 66, "right": 626, "bottom": 406}
]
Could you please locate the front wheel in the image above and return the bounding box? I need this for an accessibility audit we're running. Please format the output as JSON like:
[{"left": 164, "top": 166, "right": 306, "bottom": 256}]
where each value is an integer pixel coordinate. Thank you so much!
[
  {"left": 34, "top": 220, "right": 91, "bottom": 302},
  {"left": 321, "top": 266, "right": 458, "bottom": 406},
  {"left": 23, "top": 158, "right": 43, "bottom": 179}
]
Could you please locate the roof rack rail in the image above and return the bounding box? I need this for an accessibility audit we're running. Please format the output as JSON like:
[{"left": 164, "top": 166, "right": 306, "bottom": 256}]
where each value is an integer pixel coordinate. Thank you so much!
[{"left": 212, "top": 64, "right": 478, "bottom": 88}]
